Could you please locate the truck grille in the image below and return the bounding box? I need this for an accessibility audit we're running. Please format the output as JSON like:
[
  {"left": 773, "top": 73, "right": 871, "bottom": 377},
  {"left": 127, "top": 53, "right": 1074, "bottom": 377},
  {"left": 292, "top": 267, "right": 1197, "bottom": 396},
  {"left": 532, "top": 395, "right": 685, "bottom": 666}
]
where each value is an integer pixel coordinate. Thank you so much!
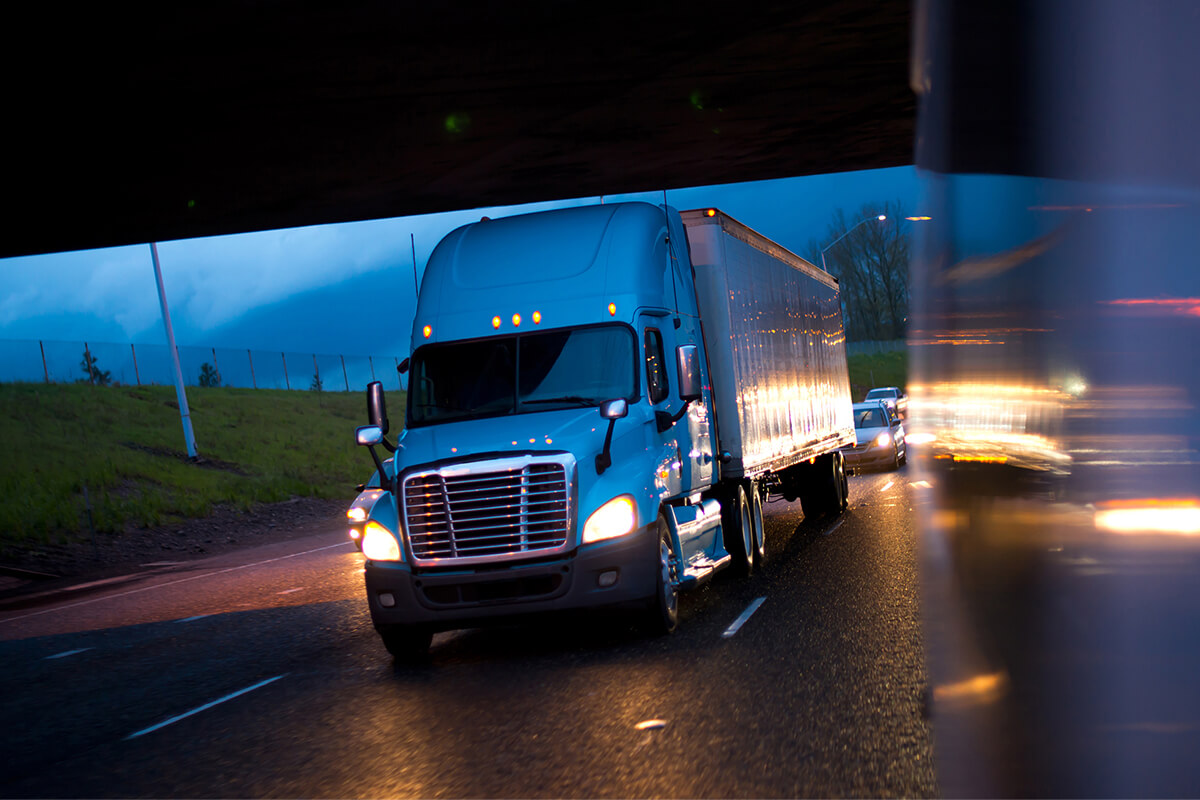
[{"left": 402, "top": 456, "right": 573, "bottom": 565}]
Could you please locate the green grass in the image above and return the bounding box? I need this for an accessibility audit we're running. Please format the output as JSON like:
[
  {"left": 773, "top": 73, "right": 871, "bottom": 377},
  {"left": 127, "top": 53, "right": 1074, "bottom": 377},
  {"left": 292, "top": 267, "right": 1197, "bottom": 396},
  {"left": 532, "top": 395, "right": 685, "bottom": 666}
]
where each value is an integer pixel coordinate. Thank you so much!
[
  {"left": 0, "top": 383, "right": 401, "bottom": 549},
  {"left": 847, "top": 350, "right": 908, "bottom": 402}
]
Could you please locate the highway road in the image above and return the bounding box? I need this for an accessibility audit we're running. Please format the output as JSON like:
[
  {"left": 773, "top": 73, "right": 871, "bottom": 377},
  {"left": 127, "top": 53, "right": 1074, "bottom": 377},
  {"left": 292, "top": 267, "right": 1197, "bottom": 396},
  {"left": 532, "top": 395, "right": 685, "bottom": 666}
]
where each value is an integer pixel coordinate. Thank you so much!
[{"left": 0, "top": 468, "right": 935, "bottom": 798}]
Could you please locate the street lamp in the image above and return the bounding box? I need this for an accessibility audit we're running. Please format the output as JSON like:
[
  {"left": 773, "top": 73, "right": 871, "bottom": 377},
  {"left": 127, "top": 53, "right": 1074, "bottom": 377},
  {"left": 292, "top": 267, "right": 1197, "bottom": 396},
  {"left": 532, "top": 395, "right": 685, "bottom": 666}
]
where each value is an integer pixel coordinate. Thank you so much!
[{"left": 820, "top": 214, "right": 887, "bottom": 272}]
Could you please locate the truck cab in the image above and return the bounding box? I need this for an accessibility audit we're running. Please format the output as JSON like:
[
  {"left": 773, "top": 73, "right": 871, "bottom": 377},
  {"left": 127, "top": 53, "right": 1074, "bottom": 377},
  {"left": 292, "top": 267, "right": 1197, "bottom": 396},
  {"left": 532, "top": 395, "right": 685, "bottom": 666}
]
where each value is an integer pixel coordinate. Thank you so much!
[{"left": 352, "top": 203, "right": 726, "bottom": 658}]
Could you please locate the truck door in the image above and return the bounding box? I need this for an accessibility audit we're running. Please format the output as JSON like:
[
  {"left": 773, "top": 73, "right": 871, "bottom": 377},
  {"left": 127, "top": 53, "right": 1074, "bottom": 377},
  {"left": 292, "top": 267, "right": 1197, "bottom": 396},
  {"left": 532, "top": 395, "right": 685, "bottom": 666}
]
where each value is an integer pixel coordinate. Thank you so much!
[{"left": 641, "top": 316, "right": 714, "bottom": 495}]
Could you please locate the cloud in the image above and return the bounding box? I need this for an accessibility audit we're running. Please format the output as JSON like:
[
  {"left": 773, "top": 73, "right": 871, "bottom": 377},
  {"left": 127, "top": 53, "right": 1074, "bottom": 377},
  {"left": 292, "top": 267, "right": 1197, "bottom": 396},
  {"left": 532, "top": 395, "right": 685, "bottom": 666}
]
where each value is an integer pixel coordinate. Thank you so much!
[{"left": 0, "top": 168, "right": 920, "bottom": 348}]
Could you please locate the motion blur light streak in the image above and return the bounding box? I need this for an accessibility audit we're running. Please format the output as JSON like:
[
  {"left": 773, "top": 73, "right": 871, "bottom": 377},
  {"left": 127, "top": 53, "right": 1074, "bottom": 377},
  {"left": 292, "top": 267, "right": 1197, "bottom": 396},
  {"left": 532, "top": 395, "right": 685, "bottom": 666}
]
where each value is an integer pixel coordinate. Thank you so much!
[
  {"left": 1093, "top": 499, "right": 1200, "bottom": 535},
  {"left": 933, "top": 671, "right": 1008, "bottom": 707},
  {"left": 1101, "top": 297, "right": 1200, "bottom": 317}
]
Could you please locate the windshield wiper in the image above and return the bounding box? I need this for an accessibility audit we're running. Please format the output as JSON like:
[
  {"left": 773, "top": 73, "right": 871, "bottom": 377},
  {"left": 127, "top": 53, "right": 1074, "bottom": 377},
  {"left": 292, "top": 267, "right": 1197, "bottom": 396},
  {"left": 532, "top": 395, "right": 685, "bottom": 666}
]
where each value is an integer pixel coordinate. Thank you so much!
[{"left": 522, "top": 395, "right": 600, "bottom": 407}]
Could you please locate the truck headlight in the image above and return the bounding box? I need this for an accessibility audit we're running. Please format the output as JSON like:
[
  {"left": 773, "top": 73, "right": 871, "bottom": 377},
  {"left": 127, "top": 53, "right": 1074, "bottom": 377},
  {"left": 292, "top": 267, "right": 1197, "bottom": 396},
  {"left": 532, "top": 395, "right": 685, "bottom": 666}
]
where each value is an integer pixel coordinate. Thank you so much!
[
  {"left": 875, "top": 432, "right": 892, "bottom": 448},
  {"left": 583, "top": 495, "right": 637, "bottom": 544},
  {"left": 361, "top": 520, "right": 402, "bottom": 561}
]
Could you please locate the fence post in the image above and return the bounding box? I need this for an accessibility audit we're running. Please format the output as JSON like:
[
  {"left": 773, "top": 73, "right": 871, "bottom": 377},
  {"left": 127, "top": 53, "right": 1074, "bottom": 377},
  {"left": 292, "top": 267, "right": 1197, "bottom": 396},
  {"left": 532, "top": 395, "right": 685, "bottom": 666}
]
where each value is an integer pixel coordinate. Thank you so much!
[
  {"left": 211, "top": 347, "right": 220, "bottom": 385},
  {"left": 247, "top": 349, "right": 257, "bottom": 389},
  {"left": 282, "top": 352, "right": 290, "bottom": 390},
  {"left": 312, "top": 353, "right": 320, "bottom": 391},
  {"left": 341, "top": 355, "right": 349, "bottom": 392},
  {"left": 84, "top": 342, "right": 95, "bottom": 385},
  {"left": 39, "top": 340, "right": 49, "bottom": 383},
  {"left": 131, "top": 343, "right": 141, "bottom": 386}
]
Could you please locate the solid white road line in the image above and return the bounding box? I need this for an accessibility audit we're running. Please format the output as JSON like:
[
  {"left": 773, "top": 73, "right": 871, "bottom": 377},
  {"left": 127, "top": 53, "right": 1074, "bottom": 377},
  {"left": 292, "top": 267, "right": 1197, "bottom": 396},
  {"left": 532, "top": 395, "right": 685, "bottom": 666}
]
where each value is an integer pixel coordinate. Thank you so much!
[
  {"left": 125, "top": 674, "right": 287, "bottom": 740},
  {"left": 823, "top": 519, "right": 844, "bottom": 537},
  {"left": 276, "top": 588, "right": 304, "bottom": 595},
  {"left": 44, "top": 647, "right": 92, "bottom": 660},
  {"left": 722, "top": 597, "right": 767, "bottom": 638},
  {"left": 0, "top": 542, "right": 353, "bottom": 625},
  {"left": 173, "top": 615, "right": 210, "bottom": 624},
  {"left": 881, "top": 480, "right": 895, "bottom": 492}
]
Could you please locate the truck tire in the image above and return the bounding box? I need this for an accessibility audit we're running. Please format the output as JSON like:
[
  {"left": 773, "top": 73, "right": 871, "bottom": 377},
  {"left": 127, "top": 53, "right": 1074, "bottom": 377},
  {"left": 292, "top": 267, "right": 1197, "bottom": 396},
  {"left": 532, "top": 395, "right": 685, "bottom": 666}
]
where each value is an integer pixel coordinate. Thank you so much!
[
  {"left": 722, "top": 484, "right": 754, "bottom": 576},
  {"left": 801, "top": 453, "right": 847, "bottom": 519},
  {"left": 645, "top": 515, "right": 679, "bottom": 635},
  {"left": 837, "top": 452, "right": 850, "bottom": 512},
  {"left": 749, "top": 480, "right": 766, "bottom": 569},
  {"left": 377, "top": 624, "right": 433, "bottom": 664}
]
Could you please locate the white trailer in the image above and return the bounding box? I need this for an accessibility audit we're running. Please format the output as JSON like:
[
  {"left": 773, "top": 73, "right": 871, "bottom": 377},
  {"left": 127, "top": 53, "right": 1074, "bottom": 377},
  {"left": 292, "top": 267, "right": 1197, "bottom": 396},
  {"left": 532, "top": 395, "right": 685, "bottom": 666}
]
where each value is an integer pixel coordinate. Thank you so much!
[{"left": 682, "top": 209, "right": 856, "bottom": 489}]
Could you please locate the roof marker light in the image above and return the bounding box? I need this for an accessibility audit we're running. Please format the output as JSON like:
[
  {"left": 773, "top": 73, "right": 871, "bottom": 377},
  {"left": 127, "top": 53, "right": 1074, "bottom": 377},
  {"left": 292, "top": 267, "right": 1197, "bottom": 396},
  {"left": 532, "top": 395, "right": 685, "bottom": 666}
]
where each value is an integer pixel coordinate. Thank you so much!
[
  {"left": 608, "top": 303, "right": 617, "bottom": 316},
  {"left": 512, "top": 313, "right": 521, "bottom": 327},
  {"left": 706, "top": 209, "right": 716, "bottom": 217},
  {"left": 492, "top": 316, "right": 501, "bottom": 329},
  {"left": 532, "top": 311, "right": 542, "bottom": 324},
  {"left": 422, "top": 325, "right": 432, "bottom": 339}
]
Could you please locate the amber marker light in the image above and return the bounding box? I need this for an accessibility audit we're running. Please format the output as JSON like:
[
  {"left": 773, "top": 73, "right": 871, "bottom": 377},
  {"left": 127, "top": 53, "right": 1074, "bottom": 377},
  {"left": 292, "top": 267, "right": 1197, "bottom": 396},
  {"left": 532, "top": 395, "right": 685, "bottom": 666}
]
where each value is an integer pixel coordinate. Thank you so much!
[
  {"left": 532, "top": 310, "right": 542, "bottom": 324},
  {"left": 906, "top": 216, "right": 933, "bottom": 221},
  {"left": 512, "top": 313, "right": 521, "bottom": 327},
  {"left": 706, "top": 209, "right": 716, "bottom": 217},
  {"left": 608, "top": 302, "right": 617, "bottom": 316},
  {"left": 422, "top": 325, "right": 432, "bottom": 339},
  {"left": 492, "top": 316, "right": 502, "bottom": 329}
]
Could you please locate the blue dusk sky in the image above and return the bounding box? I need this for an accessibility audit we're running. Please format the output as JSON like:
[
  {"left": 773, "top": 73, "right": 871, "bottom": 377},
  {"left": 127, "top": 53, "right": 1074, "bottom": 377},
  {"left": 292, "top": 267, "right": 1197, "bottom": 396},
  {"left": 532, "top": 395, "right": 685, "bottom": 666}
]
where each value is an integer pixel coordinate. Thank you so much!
[{"left": 0, "top": 166, "right": 920, "bottom": 360}]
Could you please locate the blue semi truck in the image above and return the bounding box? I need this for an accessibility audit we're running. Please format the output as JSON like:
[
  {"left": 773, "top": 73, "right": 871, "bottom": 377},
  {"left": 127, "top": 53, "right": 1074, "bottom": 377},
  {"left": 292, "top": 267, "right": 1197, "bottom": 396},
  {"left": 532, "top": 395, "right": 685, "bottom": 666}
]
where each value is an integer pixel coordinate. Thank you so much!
[{"left": 348, "top": 202, "right": 854, "bottom": 659}]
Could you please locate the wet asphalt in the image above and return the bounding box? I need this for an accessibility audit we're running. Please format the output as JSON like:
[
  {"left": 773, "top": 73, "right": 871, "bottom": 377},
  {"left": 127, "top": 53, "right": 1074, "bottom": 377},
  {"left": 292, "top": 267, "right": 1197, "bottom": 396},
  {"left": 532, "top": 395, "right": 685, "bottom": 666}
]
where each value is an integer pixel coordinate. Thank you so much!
[{"left": 0, "top": 467, "right": 935, "bottom": 798}]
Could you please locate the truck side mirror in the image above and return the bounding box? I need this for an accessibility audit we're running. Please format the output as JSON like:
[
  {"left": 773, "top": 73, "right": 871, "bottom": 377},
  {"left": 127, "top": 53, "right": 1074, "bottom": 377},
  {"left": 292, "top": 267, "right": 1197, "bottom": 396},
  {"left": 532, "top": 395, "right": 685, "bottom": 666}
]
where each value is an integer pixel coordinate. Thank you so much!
[
  {"left": 397, "top": 358, "right": 410, "bottom": 374},
  {"left": 677, "top": 344, "right": 702, "bottom": 401},
  {"left": 599, "top": 398, "right": 628, "bottom": 420},
  {"left": 596, "top": 398, "right": 628, "bottom": 474},
  {"left": 356, "top": 425, "right": 384, "bottom": 446},
  {"left": 367, "top": 381, "right": 389, "bottom": 434}
]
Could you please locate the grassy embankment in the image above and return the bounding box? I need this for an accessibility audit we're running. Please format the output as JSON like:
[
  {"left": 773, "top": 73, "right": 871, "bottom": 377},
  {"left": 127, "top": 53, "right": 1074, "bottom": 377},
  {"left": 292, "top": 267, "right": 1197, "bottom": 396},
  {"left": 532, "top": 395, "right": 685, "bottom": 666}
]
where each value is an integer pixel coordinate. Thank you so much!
[
  {"left": 846, "top": 349, "right": 908, "bottom": 402},
  {"left": 0, "top": 383, "right": 398, "bottom": 550},
  {"left": 1, "top": 351, "right": 904, "bottom": 550}
]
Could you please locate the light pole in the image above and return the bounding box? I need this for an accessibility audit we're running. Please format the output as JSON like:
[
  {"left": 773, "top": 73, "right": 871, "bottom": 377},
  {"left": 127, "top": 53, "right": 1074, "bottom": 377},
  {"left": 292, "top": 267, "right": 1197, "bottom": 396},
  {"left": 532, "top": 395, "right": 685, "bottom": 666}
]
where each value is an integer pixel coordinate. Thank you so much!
[{"left": 820, "top": 214, "right": 887, "bottom": 272}]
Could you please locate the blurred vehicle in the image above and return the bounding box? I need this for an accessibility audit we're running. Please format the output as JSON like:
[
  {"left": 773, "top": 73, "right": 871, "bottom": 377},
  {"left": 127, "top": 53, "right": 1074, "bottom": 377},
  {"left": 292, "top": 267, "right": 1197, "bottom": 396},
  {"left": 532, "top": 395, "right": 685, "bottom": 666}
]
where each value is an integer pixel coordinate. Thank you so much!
[
  {"left": 843, "top": 401, "right": 906, "bottom": 471},
  {"left": 912, "top": 2, "right": 1200, "bottom": 796},
  {"left": 864, "top": 386, "right": 907, "bottom": 418}
]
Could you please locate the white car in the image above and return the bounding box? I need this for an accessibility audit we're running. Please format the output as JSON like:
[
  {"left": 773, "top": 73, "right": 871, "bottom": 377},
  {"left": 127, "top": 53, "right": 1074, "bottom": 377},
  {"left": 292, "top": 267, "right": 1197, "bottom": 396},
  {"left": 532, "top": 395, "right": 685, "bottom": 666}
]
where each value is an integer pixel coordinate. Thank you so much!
[
  {"left": 864, "top": 386, "right": 908, "bottom": 418},
  {"left": 843, "top": 401, "right": 907, "bottom": 471}
]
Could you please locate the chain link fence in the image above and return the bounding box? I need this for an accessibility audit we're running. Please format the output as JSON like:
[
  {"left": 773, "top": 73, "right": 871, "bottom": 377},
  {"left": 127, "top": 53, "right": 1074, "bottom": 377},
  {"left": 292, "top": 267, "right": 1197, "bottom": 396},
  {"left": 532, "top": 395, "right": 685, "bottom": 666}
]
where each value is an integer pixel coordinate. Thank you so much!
[{"left": 0, "top": 338, "right": 405, "bottom": 392}]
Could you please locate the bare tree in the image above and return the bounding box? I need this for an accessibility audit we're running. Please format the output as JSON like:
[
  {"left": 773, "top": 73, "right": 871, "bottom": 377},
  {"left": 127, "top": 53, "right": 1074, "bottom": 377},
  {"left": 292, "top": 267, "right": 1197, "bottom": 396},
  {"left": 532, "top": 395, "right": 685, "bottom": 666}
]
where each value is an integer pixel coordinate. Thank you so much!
[{"left": 808, "top": 200, "right": 911, "bottom": 342}]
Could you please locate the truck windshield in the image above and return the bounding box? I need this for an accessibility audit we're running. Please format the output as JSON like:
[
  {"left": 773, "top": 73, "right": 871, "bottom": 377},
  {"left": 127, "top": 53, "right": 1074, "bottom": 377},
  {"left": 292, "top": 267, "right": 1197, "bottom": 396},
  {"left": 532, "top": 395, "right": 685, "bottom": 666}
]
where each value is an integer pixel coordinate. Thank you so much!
[{"left": 408, "top": 325, "right": 637, "bottom": 426}]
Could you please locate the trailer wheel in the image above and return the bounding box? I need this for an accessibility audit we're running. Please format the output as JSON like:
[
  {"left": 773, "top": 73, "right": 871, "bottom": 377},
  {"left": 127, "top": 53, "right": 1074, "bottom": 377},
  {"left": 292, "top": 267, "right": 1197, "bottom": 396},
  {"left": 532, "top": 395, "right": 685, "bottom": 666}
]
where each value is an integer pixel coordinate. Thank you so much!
[
  {"left": 377, "top": 624, "right": 433, "bottom": 664},
  {"left": 749, "top": 480, "right": 766, "bottom": 569},
  {"left": 837, "top": 452, "right": 850, "bottom": 512},
  {"left": 723, "top": 484, "right": 754, "bottom": 576},
  {"left": 801, "top": 453, "right": 847, "bottom": 519},
  {"left": 645, "top": 515, "right": 679, "bottom": 635}
]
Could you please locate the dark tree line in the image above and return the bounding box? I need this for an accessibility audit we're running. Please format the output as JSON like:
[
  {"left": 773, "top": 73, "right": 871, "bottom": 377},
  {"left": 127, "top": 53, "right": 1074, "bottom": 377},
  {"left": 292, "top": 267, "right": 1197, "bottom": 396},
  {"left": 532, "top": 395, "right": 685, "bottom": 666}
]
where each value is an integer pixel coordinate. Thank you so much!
[{"left": 808, "top": 200, "right": 912, "bottom": 342}]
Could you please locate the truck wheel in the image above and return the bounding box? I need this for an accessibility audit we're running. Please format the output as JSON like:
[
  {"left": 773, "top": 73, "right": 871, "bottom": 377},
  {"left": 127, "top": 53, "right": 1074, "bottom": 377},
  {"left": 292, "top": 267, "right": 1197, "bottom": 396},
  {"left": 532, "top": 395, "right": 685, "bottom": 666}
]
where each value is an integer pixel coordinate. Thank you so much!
[
  {"left": 801, "top": 453, "right": 846, "bottom": 519},
  {"left": 377, "top": 625, "right": 433, "bottom": 664},
  {"left": 645, "top": 515, "right": 679, "bottom": 635},
  {"left": 722, "top": 484, "right": 754, "bottom": 576},
  {"left": 837, "top": 452, "right": 850, "bottom": 512},
  {"left": 749, "top": 480, "right": 766, "bottom": 569}
]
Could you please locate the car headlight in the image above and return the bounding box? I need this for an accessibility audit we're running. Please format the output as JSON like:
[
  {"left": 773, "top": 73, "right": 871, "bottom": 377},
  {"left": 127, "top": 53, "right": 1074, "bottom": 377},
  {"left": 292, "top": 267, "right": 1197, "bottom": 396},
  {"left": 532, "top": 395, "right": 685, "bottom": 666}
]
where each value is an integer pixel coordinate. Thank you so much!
[
  {"left": 361, "top": 520, "right": 402, "bottom": 561},
  {"left": 875, "top": 432, "right": 892, "bottom": 448},
  {"left": 582, "top": 495, "right": 637, "bottom": 544}
]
